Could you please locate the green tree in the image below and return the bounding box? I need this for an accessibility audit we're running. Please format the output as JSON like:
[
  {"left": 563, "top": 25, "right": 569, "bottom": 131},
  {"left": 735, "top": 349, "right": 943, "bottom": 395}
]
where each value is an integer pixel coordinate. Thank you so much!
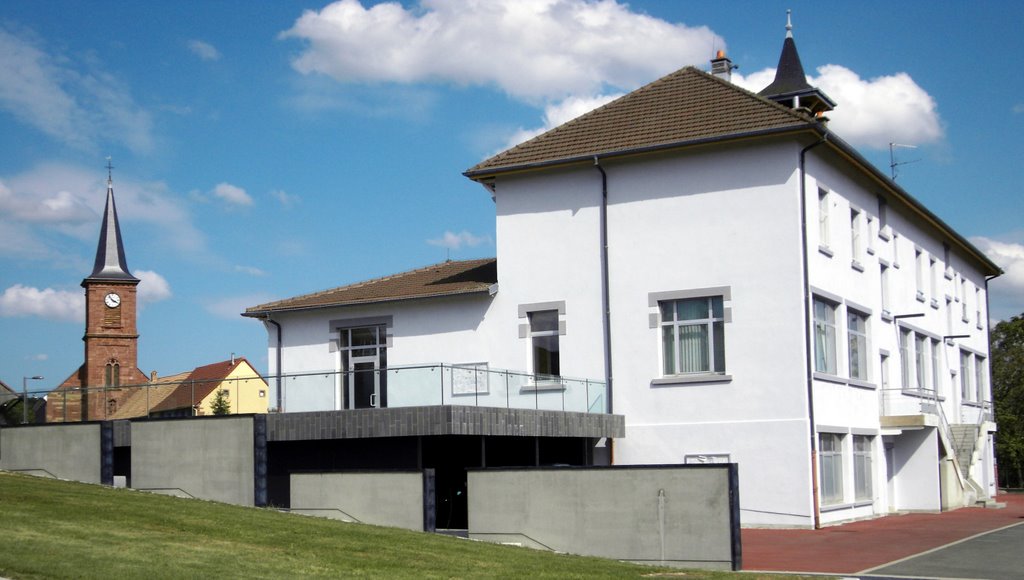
[
  {"left": 993, "top": 313, "right": 1024, "bottom": 488},
  {"left": 210, "top": 389, "right": 231, "bottom": 416}
]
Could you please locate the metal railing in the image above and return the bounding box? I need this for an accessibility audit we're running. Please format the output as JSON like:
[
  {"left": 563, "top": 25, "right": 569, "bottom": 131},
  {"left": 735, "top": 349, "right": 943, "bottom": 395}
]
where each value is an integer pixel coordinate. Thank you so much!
[{"left": 18, "top": 364, "right": 607, "bottom": 424}]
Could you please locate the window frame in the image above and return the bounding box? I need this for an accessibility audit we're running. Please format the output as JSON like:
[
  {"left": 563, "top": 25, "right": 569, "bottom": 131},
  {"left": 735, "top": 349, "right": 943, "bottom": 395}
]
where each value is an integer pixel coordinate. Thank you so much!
[
  {"left": 659, "top": 296, "right": 726, "bottom": 377},
  {"left": 847, "top": 309, "right": 869, "bottom": 381},
  {"left": 528, "top": 310, "right": 561, "bottom": 380},
  {"left": 853, "top": 435, "right": 873, "bottom": 502},
  {"left": 813, "top": 297, "right": 839, "bottom": 376},
  {"left": 819, "top": 432, "right": 845, "bottom": 506}
]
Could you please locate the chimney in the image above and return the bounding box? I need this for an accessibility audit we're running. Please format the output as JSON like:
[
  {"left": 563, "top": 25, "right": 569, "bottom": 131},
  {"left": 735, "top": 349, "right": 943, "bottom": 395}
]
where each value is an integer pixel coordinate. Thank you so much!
[
  {"left": 230, "top": 352, "right": 236, "bottom": 365},
  {"left": 710, "top": 50, "right": 736, "bottom": 82},
  {"left": 150, "top": 370, "right": 157, "bottom": 381}
]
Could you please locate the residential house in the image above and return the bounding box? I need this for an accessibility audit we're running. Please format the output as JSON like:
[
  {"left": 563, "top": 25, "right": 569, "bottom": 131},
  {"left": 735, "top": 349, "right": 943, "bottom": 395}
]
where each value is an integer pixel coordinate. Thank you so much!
[{"left": 246, "top": 20, "right": 999, "bottom": 527}]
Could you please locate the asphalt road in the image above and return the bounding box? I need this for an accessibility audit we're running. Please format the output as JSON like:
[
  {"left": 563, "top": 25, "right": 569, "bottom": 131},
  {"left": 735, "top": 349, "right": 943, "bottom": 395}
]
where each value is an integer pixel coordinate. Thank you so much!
[{"left": 861, "top": 522, "right": 1024, "bottom": 580}]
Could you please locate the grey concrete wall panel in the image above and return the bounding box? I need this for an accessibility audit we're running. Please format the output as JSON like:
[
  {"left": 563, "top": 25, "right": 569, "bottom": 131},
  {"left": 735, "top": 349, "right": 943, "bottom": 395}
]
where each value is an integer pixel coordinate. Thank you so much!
[
  {"left": 468, "top": 465, "right": 739, "bottom": 570},
  {"left": 267, "top": 406, "right": 624, "bottom": 441},
  {"left": 131, "top": 416, "right": 255, "bottom": 506},
  {"left": 290, "top": 471, "right": 428, "bottom": 531},
  {"left": 112, "top": 420, "right": 131, "bottom": 447},
  {"left": 0, "top": 423, "right": 104, "bottom": 484}
]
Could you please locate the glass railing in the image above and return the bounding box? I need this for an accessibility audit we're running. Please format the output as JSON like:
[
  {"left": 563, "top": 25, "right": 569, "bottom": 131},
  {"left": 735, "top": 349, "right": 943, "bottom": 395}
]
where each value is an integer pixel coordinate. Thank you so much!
[{"left": 20, "top": 364, "right": 607, "bottom": 424}]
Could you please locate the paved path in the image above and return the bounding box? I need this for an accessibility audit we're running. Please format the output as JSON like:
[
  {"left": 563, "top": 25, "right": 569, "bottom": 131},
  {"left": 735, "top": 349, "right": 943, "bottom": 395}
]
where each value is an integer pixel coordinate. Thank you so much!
[
  {"left": 741, "top": 492, "right": 1024, "bottom": 575},
  {"left": 865, "top": 522, "right": 1024, "bottom": 579}
]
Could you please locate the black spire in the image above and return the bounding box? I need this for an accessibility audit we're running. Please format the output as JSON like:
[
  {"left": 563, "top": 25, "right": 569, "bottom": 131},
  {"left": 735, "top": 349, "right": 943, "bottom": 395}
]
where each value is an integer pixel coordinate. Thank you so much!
[
  {"left": 86, "top": 159, "right": 137, "bottom": 282},
  {"left": 758, "top": 10, "right": 835, "bottom": 115}
]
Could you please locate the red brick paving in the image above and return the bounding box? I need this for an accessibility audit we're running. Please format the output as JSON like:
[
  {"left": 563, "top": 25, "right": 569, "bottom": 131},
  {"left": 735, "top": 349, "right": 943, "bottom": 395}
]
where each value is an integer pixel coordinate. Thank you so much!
[{"left": 741, "top": 492, "right": 1024, "bottom": 573}]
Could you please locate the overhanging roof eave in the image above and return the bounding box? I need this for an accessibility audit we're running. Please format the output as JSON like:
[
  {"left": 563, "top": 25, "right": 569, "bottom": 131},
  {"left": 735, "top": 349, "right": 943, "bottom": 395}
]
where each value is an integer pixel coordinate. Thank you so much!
[
  {"left": 242, "top": 287, "right": 493, "bottom": 319},
  {"left": 463, "top": 123, "right": 817, "bottom": 181}
]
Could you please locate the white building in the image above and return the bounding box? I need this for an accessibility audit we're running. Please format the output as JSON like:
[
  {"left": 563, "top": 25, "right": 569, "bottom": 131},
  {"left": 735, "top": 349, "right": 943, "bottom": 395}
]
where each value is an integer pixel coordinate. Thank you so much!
[{"left": 245, "top": 25, "right": 1000, "bottom": 527}]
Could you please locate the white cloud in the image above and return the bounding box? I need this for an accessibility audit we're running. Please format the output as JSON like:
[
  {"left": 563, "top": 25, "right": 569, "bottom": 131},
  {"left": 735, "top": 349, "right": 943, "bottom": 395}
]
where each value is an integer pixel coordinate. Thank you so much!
[
  {"left": 269, "top": 189, "right": 300, "bottom": 207},
  {"left": 211, "top": 183, "right": 253, "bottom": 207},
  {"left": 0, "top": 25, "right": 154, "bottom": 153},
  {"left": 234, "top": 265, "right": 267, "bottom": 277},
  {"left": 281, "top": 0, "right": 722, "bottom": 103},
  {"left": 504, "top": 93, "right": 622, "bottom": 149},
  {"left": 187, "top": 39, "right": 221, "bottom": 61},
  {"left": 0, "top": 284, "right": 84, "bottom": 322},
  {"left": 1013, "top": 103, "right": 1024, "bottom": 114},
  {"left": 0, "top": 163, "right": 207, "bottom": 262},
  {"left": 971, "top": 237, "right": 1024, "bottom": 320},
  {"left": 135, "top": 270, "right": 172, "bottom": 303},
  {"left": 30, "top": 353, "right": 48, "bottom": 361},
  {"left": 735, "top": 65, "right": 943, "bottom": 150},
  {"left": 427, "top": 230, "right": 490, "bottom": 250}
]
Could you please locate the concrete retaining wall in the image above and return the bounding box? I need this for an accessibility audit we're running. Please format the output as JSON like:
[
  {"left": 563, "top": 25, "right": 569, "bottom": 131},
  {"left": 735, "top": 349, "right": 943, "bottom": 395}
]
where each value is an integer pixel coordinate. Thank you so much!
[
  {"left": 131, "top": 416, "right": 257, "bottom": 506},
  {"left": 468, "top": 464, "right": 740, "bottom": 570},
  {"left": 290, "top": 470, "right": 434, "bottom": 531},
  {"left": 0, "top": 423, "right": 111, "bottom": 484}
]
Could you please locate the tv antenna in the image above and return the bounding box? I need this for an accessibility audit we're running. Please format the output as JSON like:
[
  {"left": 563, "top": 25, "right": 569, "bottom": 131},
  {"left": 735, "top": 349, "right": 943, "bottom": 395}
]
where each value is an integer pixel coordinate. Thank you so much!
[{"left": 889, "top": 143, "right": 920, "bottom": 180}]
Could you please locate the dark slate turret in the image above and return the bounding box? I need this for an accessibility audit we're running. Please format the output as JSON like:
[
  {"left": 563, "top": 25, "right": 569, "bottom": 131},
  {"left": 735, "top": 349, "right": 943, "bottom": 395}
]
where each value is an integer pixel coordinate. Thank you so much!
[
  {"left": 86, "top": 168, "right": 137, "bottom": 282},
  {"left": 759, "top": 10, "right": 836, "bottom": 116}
]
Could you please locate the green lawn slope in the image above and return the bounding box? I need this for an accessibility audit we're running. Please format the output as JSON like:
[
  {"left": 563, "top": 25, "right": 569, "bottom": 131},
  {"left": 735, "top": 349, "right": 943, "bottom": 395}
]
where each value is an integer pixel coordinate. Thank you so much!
[{"left": 0, "top": 471, "right": 755, "bottom": 579}]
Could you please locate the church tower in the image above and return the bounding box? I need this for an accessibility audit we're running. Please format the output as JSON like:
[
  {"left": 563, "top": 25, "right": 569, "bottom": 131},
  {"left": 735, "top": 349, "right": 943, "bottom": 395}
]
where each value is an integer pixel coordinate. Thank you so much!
[
  {"left": 49, "top": 162, "right": 148, "bottom": 422},
  {"left": 758, "top": 10, "right": 836, "bottom": 116}
]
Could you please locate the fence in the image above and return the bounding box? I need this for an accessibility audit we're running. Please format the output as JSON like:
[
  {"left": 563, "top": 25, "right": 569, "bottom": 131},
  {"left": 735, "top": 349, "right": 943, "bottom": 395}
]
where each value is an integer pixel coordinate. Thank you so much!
[{"left": 30, "top": 364, "right": 607, "bottom": 423}]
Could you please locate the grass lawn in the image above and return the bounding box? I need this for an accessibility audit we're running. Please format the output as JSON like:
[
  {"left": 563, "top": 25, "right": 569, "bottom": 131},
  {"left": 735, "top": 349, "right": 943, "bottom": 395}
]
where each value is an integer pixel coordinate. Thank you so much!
[{"left": 0, "top": 471, "right": 795, "bottom": 579}]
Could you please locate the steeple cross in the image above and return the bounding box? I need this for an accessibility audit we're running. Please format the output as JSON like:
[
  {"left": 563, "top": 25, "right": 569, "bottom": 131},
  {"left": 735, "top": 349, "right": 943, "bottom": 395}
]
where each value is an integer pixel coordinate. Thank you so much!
[{"left": 106, "top": 156, "right": 114, "bottom": 183}]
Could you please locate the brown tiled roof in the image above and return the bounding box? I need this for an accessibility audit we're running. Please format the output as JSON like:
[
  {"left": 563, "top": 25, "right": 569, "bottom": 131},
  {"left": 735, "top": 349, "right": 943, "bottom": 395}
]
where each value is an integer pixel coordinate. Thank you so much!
[
  {"left": 244, "top": 258, "right": 497, "bottom": 315},
  {"left": 465, "top": 66, "right": 816, "bottom": 178},
  {"left": 109, "top": 371, "right": 191, "bottom": 420}
]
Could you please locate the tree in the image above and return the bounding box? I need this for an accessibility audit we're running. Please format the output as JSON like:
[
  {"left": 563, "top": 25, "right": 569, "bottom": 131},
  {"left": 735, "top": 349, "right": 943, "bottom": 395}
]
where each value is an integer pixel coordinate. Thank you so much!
[
  {"left": 210, "top": 389, "right": 231, "bottom": 416},
  {"left": 993, "top": 313, "right": 1024, "bottom": 488}
]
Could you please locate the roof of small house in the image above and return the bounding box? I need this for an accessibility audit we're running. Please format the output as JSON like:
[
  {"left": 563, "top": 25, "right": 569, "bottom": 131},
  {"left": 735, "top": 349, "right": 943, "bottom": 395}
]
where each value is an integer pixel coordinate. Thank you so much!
[
  {"left": 150, "top": 357, "right": 261, "bottom": 413},
  {"left": 109, "top": 371, "right": 191, "bottom": 420},
  {"left": 244, "top": 258, "right": 498, "bottom": 316}
]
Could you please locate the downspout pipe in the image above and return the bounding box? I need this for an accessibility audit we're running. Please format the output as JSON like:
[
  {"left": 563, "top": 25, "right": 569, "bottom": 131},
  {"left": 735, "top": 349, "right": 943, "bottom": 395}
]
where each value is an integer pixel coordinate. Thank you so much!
[
  {"left": 594, "top": 157, "right": 614, "bottom": 419},
  {"left": 264, "top": 317, "right": 283, "bottom": 413},
  {"left": 799, "top": 132, "right": 829, "bottom": 528}
]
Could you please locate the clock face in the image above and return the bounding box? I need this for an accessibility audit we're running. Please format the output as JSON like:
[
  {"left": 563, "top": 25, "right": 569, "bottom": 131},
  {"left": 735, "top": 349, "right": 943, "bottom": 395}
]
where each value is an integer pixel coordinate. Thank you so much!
[{"left": 104, "top": 292, "right": 121, "bottom": 308}]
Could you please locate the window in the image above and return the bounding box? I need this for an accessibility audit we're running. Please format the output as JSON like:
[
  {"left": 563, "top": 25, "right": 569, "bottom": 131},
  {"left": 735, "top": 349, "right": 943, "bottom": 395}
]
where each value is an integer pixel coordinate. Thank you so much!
[
  {"left": 960, "top": 350, "right": 972, "bottom": 401},
  {"left": 880, "top": 353, "right": 890, "bottom": 391},
  {"left": 914, "top": 249, "right": 925, "bottom": 300},
  {"left": 819, "top": 433, "right": 844, "bottom": 505},
  {"left": 914, "top": 334, "right": 928, "bottom": 391},
  {"left": 877, "top": 196, "right": 890, "bottom": 239},
  {"left": 976, "top": 356, "right": 986, "bottom": 402},
  {"left": 866, "top": 216, "right": 876, "bottom": 254},
  {"left": 813, "top": 298, "right": 838, "bottom": 375},
  {"left": 931, "top": 339, "right": 942, "bottom": 394},
  {"left": 104, "top": 362, "right": 120, "bottom": 388},
  {"left": 818, "top": 188, "right": 830, "bottom": 248},
  {"left": 961, "top": 279, "right": 970, "bottom": 321},
  {"left": 847, "top": 310, "right": 868, "bottom": 380},
  {"left": 899, "top": 329, "right": 912, "bottom": 389},
  {"left": 929, "top": 257, "right": 938, "bottom": 302},
  {"left": 529, "top": 310, "right": 561, "bottom": 378},
  {"left": 853, "top": 435, "right": 873, "bottom": 502},
  {"left": 976, "top": 288, "right": 983, "bottom": 327},
  {"left": 880, "top": 264, "right": 890, "bottom": 316},
  {"left": 943, "top": 243, "right": 952, "bottom": 277},
  {"left": 850, "top": 208, "right": 862, "bottom": 264},
  {"left": 661, "top": 297, "right": 725, "bottom": 375}
]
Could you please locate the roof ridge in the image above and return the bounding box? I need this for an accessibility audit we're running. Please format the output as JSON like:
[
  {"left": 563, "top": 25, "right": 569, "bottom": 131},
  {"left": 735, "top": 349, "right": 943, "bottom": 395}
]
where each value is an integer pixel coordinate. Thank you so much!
[{"left": 246, "top": 257, "right": 495, "bottom": 313}]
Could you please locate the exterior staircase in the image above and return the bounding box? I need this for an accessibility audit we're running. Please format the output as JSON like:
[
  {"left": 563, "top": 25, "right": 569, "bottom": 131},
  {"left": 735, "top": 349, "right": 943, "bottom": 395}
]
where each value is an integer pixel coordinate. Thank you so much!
[{"left": 948, "top": 423, "right": 1003, "bottom": 508}]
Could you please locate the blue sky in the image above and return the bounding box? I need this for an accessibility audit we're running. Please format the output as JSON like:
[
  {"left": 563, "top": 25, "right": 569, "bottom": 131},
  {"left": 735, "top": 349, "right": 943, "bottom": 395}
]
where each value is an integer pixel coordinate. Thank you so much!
[{"left": 2, "top": 0, "right": 1023, "bottom": 391}]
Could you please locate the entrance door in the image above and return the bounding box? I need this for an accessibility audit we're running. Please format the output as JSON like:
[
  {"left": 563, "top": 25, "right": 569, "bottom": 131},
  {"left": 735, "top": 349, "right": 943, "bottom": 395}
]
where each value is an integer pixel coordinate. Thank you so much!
[
  {"left": 350, "top": 357, "right": 380, "bottom": 409},
  {"left": 339, "top": 325, "right": 387, "bottom": 410}
]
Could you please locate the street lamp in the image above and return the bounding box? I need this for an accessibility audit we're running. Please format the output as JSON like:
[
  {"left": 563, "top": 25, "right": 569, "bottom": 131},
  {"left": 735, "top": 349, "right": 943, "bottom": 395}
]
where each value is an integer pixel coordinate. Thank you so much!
[{"left": 22, "top": 376, "right": 44, "bottom": 424}]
